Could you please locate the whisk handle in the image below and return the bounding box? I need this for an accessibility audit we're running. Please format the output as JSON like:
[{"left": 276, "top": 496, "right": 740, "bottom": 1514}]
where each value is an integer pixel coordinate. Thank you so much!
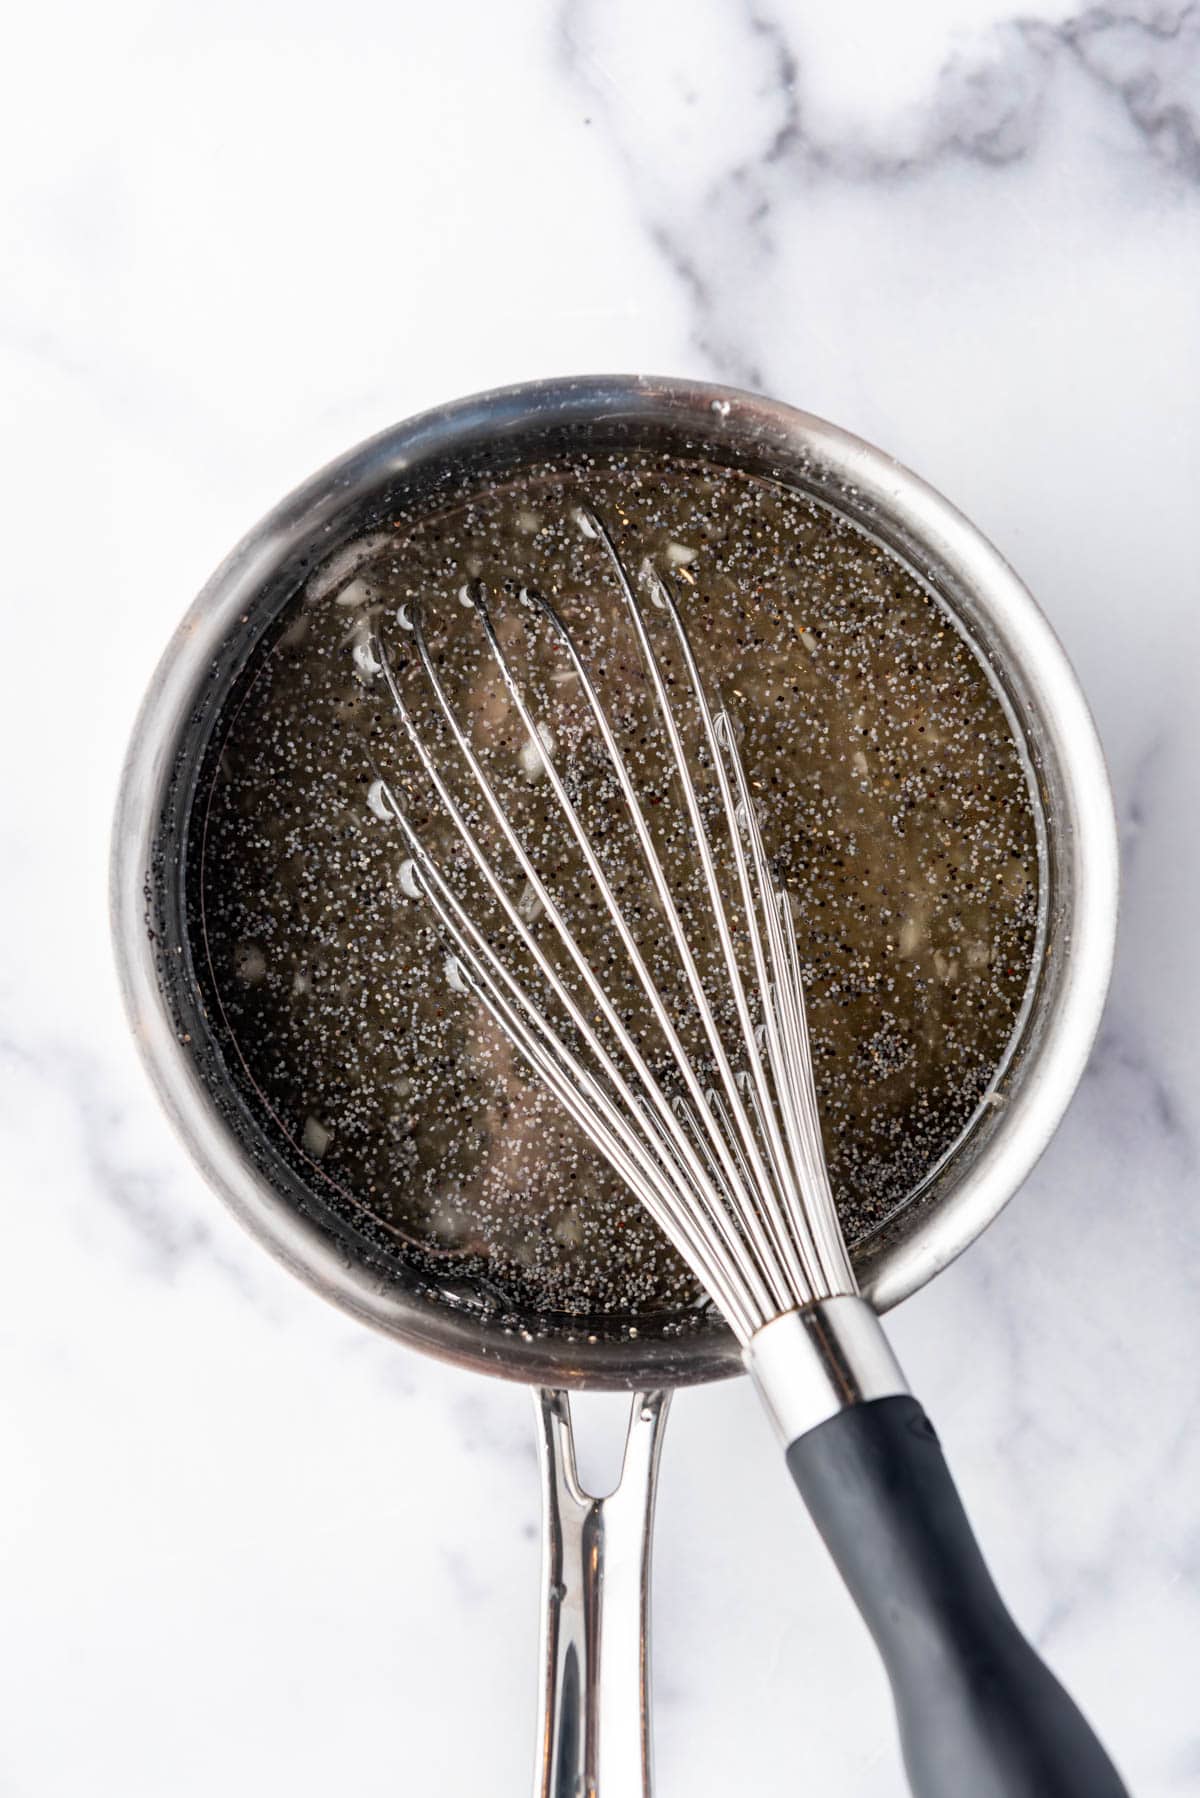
[{"left": 786, "top": 1395, "right": 1128, "bottom": 1798}]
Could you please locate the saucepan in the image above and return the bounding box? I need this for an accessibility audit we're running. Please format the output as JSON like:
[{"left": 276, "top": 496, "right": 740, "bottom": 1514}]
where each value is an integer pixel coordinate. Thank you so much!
[{"left": 111, "top": 376, "right": 1117, "bottom": 1793}]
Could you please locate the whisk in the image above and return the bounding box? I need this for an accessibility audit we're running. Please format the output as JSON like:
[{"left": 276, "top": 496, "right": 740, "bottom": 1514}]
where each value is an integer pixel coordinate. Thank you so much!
[{"left": 369, "top": 510, "right": 1126, "bottom": 1798}]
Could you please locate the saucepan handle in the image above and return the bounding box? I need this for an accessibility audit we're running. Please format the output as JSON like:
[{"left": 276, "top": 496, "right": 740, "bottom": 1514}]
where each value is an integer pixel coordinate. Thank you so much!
[
  {"left": 787, "top": 1394, "right": 1129, "bottom": 1798},
  {"left": 532, "top": 1387, "right": 671, "bottom": 1798}
]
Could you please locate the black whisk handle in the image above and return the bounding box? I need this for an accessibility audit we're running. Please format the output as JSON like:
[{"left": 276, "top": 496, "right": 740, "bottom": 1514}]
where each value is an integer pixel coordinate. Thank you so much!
[{"left": 786, "top": 1395, "right": 1128, "bottom": 1798}]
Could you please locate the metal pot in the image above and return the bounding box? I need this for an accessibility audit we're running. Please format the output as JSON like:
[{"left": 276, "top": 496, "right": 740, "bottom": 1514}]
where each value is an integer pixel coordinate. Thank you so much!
[{"left": 111, "top": 375, "right": 1117, "bottom": 1794}]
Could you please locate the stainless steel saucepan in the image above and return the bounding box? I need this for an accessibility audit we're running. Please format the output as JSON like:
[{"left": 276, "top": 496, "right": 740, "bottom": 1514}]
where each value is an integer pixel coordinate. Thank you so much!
[{"left": 111, "top": 376, "right": 1117, "bottom": 1794}]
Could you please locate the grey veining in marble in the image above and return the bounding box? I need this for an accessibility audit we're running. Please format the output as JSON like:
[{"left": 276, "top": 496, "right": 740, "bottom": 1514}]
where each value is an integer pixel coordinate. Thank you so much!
[{"left": 1, "top": 1, "right": 1197, "bottom": 1793}]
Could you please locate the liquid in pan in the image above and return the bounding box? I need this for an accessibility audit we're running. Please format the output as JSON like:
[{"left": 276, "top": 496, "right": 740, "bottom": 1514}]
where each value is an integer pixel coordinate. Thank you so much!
[{"left": 193, "top": 452, "right": 1040, "bottom": 1323}]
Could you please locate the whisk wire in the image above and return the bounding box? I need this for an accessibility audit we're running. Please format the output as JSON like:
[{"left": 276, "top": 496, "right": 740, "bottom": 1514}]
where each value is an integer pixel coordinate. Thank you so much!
[
  {"left": 584, "top": 514, "right": 818, "bottom": 1307},
  {"left": 466, "top": 584, "right": 794, "bottom": 1312},
  {"left": 515, "top": 566, "right": 800, "bottom": 1317},
  {"left": 635, "top": 545, "right": 852, "bottom": 1299},
  {"left": 708, "top": 695, "right": 855, "bottom": 1299},
  {"left": 630, "top": 541, "right": 849, "bottom": 1300}
]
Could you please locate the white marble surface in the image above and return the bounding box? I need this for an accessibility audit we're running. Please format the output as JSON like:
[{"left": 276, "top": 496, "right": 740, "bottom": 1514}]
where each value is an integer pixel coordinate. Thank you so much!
[{"left": 2, "top": 1, "right": 1198, "bottom": 1792}]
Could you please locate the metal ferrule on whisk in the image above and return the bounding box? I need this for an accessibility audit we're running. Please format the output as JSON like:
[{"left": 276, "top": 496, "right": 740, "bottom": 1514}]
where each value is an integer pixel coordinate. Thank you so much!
[{"left": 746, "top": 1297, "right": 910, "bottom": 1448}]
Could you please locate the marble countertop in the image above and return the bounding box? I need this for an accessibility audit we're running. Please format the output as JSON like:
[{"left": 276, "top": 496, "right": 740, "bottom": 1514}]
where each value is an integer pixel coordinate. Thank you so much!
[{"left": 3, "top": 1, "right": 1198, "bottom": 1792}]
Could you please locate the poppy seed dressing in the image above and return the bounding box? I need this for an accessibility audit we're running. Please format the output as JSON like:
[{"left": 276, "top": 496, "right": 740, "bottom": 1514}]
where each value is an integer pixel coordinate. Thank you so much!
[{"left": 195, "top": 453, "right": 1039, "bottom": 1321}]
